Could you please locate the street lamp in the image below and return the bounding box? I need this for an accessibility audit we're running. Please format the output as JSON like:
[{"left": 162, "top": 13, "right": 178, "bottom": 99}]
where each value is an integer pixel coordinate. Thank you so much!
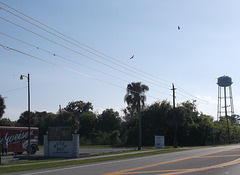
[{"left": 20, "top": 73, "right": 31, "bottom": 155}]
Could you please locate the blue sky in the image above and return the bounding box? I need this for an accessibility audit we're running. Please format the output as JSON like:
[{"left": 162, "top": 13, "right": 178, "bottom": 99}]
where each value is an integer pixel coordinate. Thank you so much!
[{"left": 1, "top": 0, "right": 240, "bottom": 121}]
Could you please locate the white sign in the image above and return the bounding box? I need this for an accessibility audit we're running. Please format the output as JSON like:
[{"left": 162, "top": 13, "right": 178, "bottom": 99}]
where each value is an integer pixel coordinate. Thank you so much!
[
  {"left": 44, "top": 134, "right": 79, "bottom": 158},
  {"left": 155, "top": 136, "right": 164, "bottom": 149},
  {"left": 49, "top": 140, "right": 73, "bottom": 157}
]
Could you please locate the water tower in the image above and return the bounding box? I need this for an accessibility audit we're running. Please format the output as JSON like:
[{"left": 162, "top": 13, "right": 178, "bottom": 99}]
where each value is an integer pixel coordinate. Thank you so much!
[{"left": 217, "top": 76, "right": 234, "bottom": 121}]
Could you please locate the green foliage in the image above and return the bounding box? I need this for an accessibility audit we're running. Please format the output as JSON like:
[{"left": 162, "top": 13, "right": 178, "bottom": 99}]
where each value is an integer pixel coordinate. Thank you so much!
[
  {"left": 124, "top": 82, "right": 149, "bottom": 113},
  {"left": 94, "top": 131, "right": 111, "bottom": 145},
  {"left": 0, "top": 118, "right": 14, "bottom": 126},
  {"left": 34, "top": 112, "right": 56, "bottom": 144},
  {"left": 121, "top": 117, "right": 138, "bottom": 146},
  {"left": 6, "top": 98, "right": 240, "bottom": 147},
  {"left": 214, "top": 117, "right": 229, "bottom": 144},
  {"left": 78, "top": 112, "right": 97, "bottom": 138},
  {"left": 110, "top": 130, "right": 121, "bottom": 145},
  {"left": 0, "top": 95, "right": 6, "bottom": 119},
  {"left": 63, "top": 101, "right": 93, "bottom": 115},
  {"left": 192, "top": 114, "right": 214, "bottom": 145},
  {"left": 124, "top": 82, "right": 149, "bottom": 150},
  {"left": 15, "top": 111, "right": 36, "bottom": 127},
  {"left": 141, "top": 101, "right": 172, "bottom": 145},
  {"left": 55, "top": 111, "right": 80, "bottom": 133},
  {"left": 213, "top": 117, "right": 240, "bottom": 144},
  {"left": 97, "top": 109, "right": 121, "bottom": 133}
]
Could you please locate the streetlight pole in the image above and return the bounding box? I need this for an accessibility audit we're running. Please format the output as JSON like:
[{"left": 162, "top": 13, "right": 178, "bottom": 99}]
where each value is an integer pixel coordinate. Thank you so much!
[{"left": 20, "top": 73, "right": 31, "bottom": 155}]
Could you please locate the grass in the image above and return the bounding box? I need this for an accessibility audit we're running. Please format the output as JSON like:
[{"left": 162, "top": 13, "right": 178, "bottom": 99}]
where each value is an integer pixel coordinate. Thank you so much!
[
  {"left": 79, "top": 145, "right": 117, "bottom": 149},
  {"left": 2, "top": 158, "right": 64, "bottom": 166},
  {"left": 0, "top": 148, "right": 184, "bottom": 174}
]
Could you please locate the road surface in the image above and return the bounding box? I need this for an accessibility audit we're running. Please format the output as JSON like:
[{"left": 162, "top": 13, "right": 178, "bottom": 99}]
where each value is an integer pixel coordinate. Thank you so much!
[{"left": 2, "top": 145, "right": 240, "bottom": 175}]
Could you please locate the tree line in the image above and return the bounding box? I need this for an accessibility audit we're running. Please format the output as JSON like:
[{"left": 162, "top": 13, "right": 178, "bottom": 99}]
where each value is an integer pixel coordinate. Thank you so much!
[{"left": 0, "top": 82, "right": 240, "bottom": 147}]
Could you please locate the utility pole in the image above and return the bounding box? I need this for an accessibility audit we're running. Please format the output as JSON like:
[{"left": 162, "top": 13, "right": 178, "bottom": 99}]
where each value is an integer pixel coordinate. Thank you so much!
[
  {"left": 59, "top": 105, "right": 62, "bottom": 113},
  {"left": 171, "top": 83, "right": 178, "bottom": 148},
  {"left": 224, "top": 87, "right": 231, "bottom": 144}
]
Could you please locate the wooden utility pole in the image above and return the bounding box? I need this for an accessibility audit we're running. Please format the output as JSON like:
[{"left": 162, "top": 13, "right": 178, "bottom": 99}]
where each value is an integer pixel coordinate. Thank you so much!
[{"left": 171, "top": 83, "right": 178, "bottom": 148}]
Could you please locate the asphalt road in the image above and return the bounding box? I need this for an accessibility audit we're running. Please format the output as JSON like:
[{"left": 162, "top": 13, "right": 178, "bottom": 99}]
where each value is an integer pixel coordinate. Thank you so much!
[{"left": 2, "top": 145, "right": 240, "bottom": 175}]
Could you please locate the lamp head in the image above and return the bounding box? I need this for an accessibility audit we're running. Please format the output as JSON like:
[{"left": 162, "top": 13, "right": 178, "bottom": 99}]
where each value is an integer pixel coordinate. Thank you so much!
[{"left": 20, "top": 75, "right": 23, "bottom": 80}]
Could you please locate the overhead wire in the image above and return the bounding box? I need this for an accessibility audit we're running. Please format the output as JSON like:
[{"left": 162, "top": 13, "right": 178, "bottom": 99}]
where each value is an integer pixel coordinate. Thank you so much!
[
  {"left": 0, "top": 1, "right": 209, "bottom": 104},
  {"left": 0, "top": 16, "right": 172, "bottom": 91},
  {"left": 0, "top": 1, "right": 172, "bottom": 86},
  {"left": 176, "top": 85, "right": 207, "bottom": 104},
  {"left": 0, "top": 86, "right": 27, "bottom": 94},
  {"left": 0, "top": 32, "right": 128, "bottom": 84},
  {"left": 0, "top": 43, "right": 164, "bottom": 101},
  {"left": 0, "top": 20, "right": 204, "bottom": 104},
  {"left": 0, "top": 5, "right": 171, "bottom": 90},
  {"left": 0, "top": 32, "right": 170, "bottom": 96}
]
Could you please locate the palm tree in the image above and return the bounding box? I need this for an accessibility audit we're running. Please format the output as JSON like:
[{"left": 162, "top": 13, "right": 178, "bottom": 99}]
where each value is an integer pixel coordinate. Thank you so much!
[{"left": 124, "top": 82, "right": 149, "bottom": 150}]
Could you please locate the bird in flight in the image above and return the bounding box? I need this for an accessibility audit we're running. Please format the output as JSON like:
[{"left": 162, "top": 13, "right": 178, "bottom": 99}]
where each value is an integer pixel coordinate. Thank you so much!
[
  {"left": 130, "top": 55, "right": 134, "bottom": 59},
  {"left": 178, "top": 26, "right": 180, "bottom": 30}
]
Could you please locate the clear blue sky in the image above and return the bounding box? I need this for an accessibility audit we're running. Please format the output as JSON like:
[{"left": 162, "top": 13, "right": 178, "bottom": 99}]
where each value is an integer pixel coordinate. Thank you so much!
[{"left": 1, "top": 0, "right": 240, "bottom": 121}]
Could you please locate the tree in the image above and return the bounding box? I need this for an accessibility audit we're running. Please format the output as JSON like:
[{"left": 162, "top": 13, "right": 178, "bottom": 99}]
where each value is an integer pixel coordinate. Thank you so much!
[
  {"left": 0, "top": 95, "right": 6, "bottom": 119},
  {"left": 15, "top": 111, "right": 36, "bottom": 127},
  {"left": 79, "top": 112, "right": 97, "bottom": 138},
  {"left": 34, "top": 111, "right": 56, "bottom": 144},
  {"left": 124, "top": 82, "right": 149, "bottom": 150},
  {"left": 168, "top": 106, "right": 186, "bottom": 147},
  {"left": 63, "top": 101, "right": 93, "bottom": 115},
  {"left": 55, "top": 111, "right": 80, "bottom": 133},
  {"left": 97, "top": 109, "right": 121, "bottom": 133},
  {"left": 177, "top": 101, "right": 198, "bottom": 146},
  {"left": 0, "top": 118, "right": 14, "bottom": 126},
  {"left": 122, "top": 106, "right": 136, "bottom": 122},
  {"left": 141, "top": 101, "right": 172, "bottom": 145},
  {"left": 193, "top": 114, "right": 214, "bottom": 145}
]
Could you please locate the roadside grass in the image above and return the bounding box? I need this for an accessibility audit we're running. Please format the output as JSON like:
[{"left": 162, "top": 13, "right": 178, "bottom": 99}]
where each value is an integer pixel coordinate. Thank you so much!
[
  {"left": 40, "top": 144, "right": 132, "bottom": 149},
  {"left": 0, "top": 148, "right": 184, "bottom": 174},
  {"left": 79, "top": 145, "right": 118, "bottom": 149},
  {"left": 2, "top": 158, "right": 64, "bottom": 165}
]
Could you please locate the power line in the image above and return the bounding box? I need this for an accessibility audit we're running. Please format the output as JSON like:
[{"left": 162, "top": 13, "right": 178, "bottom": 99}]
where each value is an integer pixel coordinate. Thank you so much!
[
  {"left": 0, "top": 5, "right": 171, "bottom": 90},
  {"left": 0, "top": 16, "right": 171, "bottom": 90},
  {"left": 0, "top": 16, "right": 205, "bottom": 103},
  {"left": 0, "top": 86, "right": 27, "bottom": 94},
  {"left": 0, "top": 2, "right": 209, "bottom": 104},
  {"left": 0, "top": 32, "right": 128, "bottom": 84},
  {"left": 0, "top": 32, "right": 171, "bottom": 97},
  {"left": 0, "top": 1, "right": 172, "bottom": 86},
  {"left": 176, "top": 85, "right": 207, "bottom": 104},
  {"left": 0, "top": 43, "right": 164, "bottom": 102}
]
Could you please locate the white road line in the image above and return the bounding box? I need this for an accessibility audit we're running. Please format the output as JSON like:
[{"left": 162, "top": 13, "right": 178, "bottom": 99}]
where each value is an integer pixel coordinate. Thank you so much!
[{"left": 21, "top": 155, "right": 160, "bottom": 175}]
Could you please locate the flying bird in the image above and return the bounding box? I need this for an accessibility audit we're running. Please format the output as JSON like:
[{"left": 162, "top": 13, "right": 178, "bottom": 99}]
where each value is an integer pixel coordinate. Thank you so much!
[
  {"left": 130, "top": 55, "right": 134, "bottom": 59},
  {"left": 178, "top": 26, "right": 180, "bottom": 30}
]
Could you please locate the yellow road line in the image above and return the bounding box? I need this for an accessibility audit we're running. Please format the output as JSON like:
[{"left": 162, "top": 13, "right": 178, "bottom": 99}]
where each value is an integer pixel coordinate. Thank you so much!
[
  {"left": 198, "top": 154, "right": 240, "bottom": 158},
  {"left": 158, "top": 158, "right": 240, "bottom": 175},
  {"left": 103, "top": 147, "right": 240, "bottom": 175},
  {"left": 119, "top": 169, "right": 189, "bottom": 174}
]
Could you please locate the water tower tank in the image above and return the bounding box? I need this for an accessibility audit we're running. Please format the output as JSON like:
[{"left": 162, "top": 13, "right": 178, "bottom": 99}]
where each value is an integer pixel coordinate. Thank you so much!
[{"left": 217, "top": 76, "right": 232, "bottom": 87}]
